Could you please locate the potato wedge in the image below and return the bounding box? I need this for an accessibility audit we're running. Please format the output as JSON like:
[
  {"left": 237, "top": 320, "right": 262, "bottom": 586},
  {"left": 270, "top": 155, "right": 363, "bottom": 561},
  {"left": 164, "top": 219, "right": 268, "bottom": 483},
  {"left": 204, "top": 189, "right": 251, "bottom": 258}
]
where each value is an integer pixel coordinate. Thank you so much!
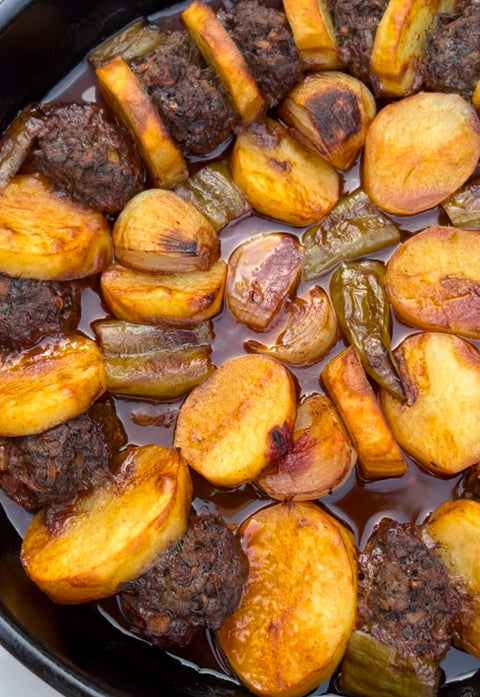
[
  {"left": 231, "top": 117, "right": 340, "bottom": 226},
  {"left": 95, "top": 56, "right": 188, "bottom": 188},
  {"left": 257, "top": 394, "right": 356, "bottom": 501},
  {"left": 0, "top": 173, "right": 112, "bottom": 280},
  {"left": 380, "top": 331, "right": 480, "bottom": 476},
  {"left": 218, "top": 501, "right": 357, "bottom": 697},
  {"left": 363, "top": 92, "right": 480, "bottom": 215},
  {"left": 112, "top": 189, "right": 219, "bottom": 274},
  {"left": 370, "top": 0, "right": 441, "bottom": 97},
  {"left": 386, "top": 226, "right": 480, "bottom": 339},
  {"left": 279, "top": 72, "right": 376, "bottom": 170},
  {"left": 283, "top": 0, "right": 344, "bottom": 69},
  {"left": 425, "top": 498, "right": 480, "bottom": 657},
  {"left": 181, "top": 1, "right": 265, "bottom": 126},
  {"left": 321, "top": 346, "right": 407, "bottom": 479},
  {"left": 0, "top": 333, "right": 106, "bottom": 437},
  {"left": 21, "top": 445, "right": 193, "bottom": 604},
  {"left": 101, "top": 260, "right": 227, "bottom": 326},
  {"left": 174, "top": 355, "right": 296, "bottom": 487}
]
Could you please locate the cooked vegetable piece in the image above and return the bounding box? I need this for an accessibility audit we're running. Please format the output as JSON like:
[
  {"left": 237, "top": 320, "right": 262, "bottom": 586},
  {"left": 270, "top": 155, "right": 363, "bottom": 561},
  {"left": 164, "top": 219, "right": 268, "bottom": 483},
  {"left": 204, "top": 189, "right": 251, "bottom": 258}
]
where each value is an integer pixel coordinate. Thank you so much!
[
  {"left": 0, "top": 333, "right": 106, "bottom": 437},
  {"left": 0, "top": 104, "right": 43, "bottom": 189},
  {"left": 442, "top": 179, "right": 480, "bottom": 230},
  {"left": 173, "top": 162, "right": 251, "bottom": 232},
  {"left": 301, "top": 188, "right": 400, "bottom": 279},
  {"left": 380, "top": 331, "right": 480, "bottom": 475},
  {"left": 88, "top": 18, "right": 165, "bottom": 67},
  {"left": 245, "top": 285, "right": 337, "bottom": 365},
  {"left": 385, "top": 226, "right": 480, "bottom": 339},
  {"left": 257, "top": 394, "right": 356, "bottom": 501},
  {"left": 330, "top": 260, "right": 405, "bottom": 401},
  {"left": 226, "top": 233, "right": 304, "bottom": 331},
  {"left": 218, "top": 501, "right": 357, "bottom": 697},
  {"left": 174, "top": 354, "right": 296, "bottom": 488},
  {"left": 101, "top": 260, "right": 227, "bottom": 326},
  {"left": 181, "top": 1, "right": 265, "bottom": 126},
  {"left": 321, "top": 346, "right": 407, "bottom": 479},
  {"left": 92, "top": 319, "right": 214, "bottom": 355},
  {"left": 231, "top": 117, "right": 340, "bottom": 226},
  {"left": 0, "top": 173, "right": 112, "bottom": 280},
  {"left": 21, "top": 444, "right": 193, "bottom": 604},
  {"left": 279, "top": 71, "right": 376, "bottom": 170},
  {"left": 283, "top": 0, "right": 344, "bottom": 69},
  {"left": 370, "top": 0, "right": 442, "bottom": 97},
  {"left": 95, "top": 56, "right": 188, "bottom": 188},
  {"left": 112, "top": 189, "right": 219, "bottom": 274},
  {"left": 363, "top": 92, "right": 480, "bottom": 215}
]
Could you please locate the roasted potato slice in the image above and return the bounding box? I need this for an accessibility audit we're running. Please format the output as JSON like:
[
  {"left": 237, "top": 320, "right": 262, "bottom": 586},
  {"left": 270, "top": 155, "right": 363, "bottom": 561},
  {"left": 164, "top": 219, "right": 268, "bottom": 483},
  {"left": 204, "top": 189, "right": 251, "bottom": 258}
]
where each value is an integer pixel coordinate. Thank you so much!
[
  {"left": 280, "top": 72, "right": 376, "bottom": 170},
  {"left": 101, "top": 260, "right": 227, "bottom": 326},
  {"left": 174, "top": 354, "right": 296, "bottom": 487},
  {"left": 370, "top": 0, "right": 441, "bottom": 97},
  {"left": 425, "top": 498, "right": 480, "bottom": 657},
  {"left": 218, "top": 501, "right": 357, "bottom": 697},
  {"left": 231, "top": 117, "right": 340, "bottom": 226},
  {"left": 321, "top": 346, "right": 407, "bottom": 479},
  {"left": 112, "top": 189, "right": 219, "bottom": 274},
  {"left": 95, "top": 56, "right": 188, "bottom": 188},
  {"left": 363, "top": 92, "right": 480, "bottom": 215},
  {"left": 257, "top": 394, "right": 356, "bottom": 501},
  {"left": 380, "top": 331, "right": 480, "bottom": 476},
  {"left": 386, "top": 226, "right": 480, "bottom": 339},
  {"left": 21, "top": 445, "right": 193, "bottom": 604},
  {"left": 0, "top": 173, "right": 112, "bottom": 280},
  {"left": 283, "top": 0, "right": 344, "bottom": 69},
  {"left": 181, "top": 1, "right": 265, "bottom": 126},
  {"left": 0, "top": 333, "right": 106, "bottom": 437}
]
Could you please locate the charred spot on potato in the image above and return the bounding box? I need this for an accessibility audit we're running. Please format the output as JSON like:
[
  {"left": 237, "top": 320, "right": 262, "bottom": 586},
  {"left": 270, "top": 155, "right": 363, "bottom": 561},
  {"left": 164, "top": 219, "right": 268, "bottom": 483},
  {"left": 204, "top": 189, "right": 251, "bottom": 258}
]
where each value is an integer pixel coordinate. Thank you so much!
[{"left": 307, "top": 87, "right": 362, "bottom": 145}]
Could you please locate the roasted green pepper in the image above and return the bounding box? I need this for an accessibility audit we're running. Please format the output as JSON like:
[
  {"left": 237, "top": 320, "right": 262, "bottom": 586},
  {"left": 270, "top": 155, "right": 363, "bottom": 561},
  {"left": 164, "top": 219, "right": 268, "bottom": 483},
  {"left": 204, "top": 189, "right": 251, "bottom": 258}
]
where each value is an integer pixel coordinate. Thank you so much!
[
  {"left": 301, "top": 188, "right": 400, "bottom": 279},
  {"left": 87, "top": 18, "right": 165, "bottom": 67},
  {"left": 330, "top": 260, "right": 405, "bottom": 401},
  {"left": 442, "top": 178, "right": 480, "bottom": 230},
  {"left": 0, "top": 104, "right": 44, "bottom": 189}
]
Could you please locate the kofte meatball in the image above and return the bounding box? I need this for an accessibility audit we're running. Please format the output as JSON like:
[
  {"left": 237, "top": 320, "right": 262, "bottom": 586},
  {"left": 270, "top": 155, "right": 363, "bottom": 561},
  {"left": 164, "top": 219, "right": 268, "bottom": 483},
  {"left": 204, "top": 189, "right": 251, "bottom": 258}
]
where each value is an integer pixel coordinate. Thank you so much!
[
  {"left": 35, "top": 102, "right": 143, "bottom": 214},
  {"left": 132, "top": 32, "right": 237, "bottom": 155},
  {"left": 120, "top": 513, "right": 249, "bottom": 648},
  {"left": 218, "top": 0, "right": 302, "bottom": 108},
  {"left": 0, "top": 397, "right": 127, "bottom": 511},
  {"left": 0, "top": 274, "right": 82, "bottom": 350},
  {"left": 357, "top": 518, "right": 460, "bottom": 663}
]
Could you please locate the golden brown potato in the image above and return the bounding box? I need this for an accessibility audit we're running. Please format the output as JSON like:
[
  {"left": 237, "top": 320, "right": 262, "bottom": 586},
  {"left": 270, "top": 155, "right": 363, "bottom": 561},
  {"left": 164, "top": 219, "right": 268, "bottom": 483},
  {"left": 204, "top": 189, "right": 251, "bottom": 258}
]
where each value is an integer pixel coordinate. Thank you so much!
[
  {"left": 0, "top": 174, "right": 112, "bottom": 280},
  {"left": 283, "top": 0, "right": 344, "bottom": 69},
  {"left": 0, "top": 333, "right": 106, "bottom": 437},
  {"left": 21, "top": 445, "right": 193, "bottom": 604},
  {"left": 218, "top": 501, "right": 357, "bottom": 697},
  {"left": 112, "top": 189, "right": 219, "bottom": 274},
  {"left": 363, "top": 92, "right": 480, "bottom": 215},
  {"left": 226, "top": 233, "right": 304, "bottom": 331},
  {"left": 321, "top": 346, "right": 407, "bottom": 479},
  {"left": 101, "top": 260, "right": 227, "bottom": 326},
  {"left": 473, "top": 80, "right": 480, "bottom": 109},
  {"left": 370, "top": 0, "right": 441, "bottom": 97},
  {"left": 231, "top": 117, "right": 340, "bottom": 226},
  {"left": 380, "top": 331, "right": 480, "bottom": 476},
  {"left": 257, "top": 394, "right": 357, "bottom": 501},
  {"left": 425, "top": 498, "right": 480, "bottom": 657},
  {"left": 279, "top": 72, "right": 376, "bottom": 170},
  {"left": 95, "top": 56, "right": 188, "bottom": 188},
  {"left": 181, "top": 1, "right": 265, "bottom": 126},
  {"left": 174, "top": 355, "right": 296, "bottom": 487},
  {"left": 386, "top": 226, "right": 480, "bottom": 339}
]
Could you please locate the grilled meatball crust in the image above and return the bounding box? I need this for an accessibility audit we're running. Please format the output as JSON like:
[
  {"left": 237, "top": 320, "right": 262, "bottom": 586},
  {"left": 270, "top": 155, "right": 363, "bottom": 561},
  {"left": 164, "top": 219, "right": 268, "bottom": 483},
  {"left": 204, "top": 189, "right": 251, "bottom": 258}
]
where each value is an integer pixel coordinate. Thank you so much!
[
  {"left": 357, "top": 518, "right": 459, "bottom": 663},
  {"left": 120, "top": 513, "right": 249, "bottom": 648},
  {"left": 35, "top": 102, "right": 143, "bottom": 214},
  {"left": 0, "top": 397, "right": 127, "bottom": 511}
]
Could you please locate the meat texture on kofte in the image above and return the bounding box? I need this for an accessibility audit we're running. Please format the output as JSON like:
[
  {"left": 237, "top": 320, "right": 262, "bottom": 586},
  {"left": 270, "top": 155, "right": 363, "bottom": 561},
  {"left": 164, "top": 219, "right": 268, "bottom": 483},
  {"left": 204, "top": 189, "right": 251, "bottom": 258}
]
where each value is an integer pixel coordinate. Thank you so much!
[
  {"left": 120, "top": 513, "right": 249, "bottom": 648},
  {"left": 0, "top": 274, "right": 82, "bottom": 350},
  {"left": 35, "top": 102, "right": 143, "bottom": 215},
  {"left": 131, "top": 32, "right": 237, "bottom": 155},
  {"left": 357, "top": 518, "right": 460, "bottom": 663},
  {"left": 218, "top": 0, "right": 302, "bottom": 108},
  {"left": 0, "top": 397, "right": 127, "bottom": 511}
]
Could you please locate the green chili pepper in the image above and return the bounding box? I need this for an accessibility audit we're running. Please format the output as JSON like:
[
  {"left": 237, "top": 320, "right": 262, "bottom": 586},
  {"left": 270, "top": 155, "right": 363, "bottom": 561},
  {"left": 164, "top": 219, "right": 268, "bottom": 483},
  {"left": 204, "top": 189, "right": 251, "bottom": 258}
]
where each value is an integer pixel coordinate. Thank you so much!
[
  {"left": 0, "top": 104, "right": 43, "bottom": 189},
  {"left": 330, "top": 259, "right": 405, "bottom": 401},
  {"left": 87, "top": 19, "right": 165, "bottom": 68},
  {"left": 442, "top": 178, "right": 480, "bottom": 230}
]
